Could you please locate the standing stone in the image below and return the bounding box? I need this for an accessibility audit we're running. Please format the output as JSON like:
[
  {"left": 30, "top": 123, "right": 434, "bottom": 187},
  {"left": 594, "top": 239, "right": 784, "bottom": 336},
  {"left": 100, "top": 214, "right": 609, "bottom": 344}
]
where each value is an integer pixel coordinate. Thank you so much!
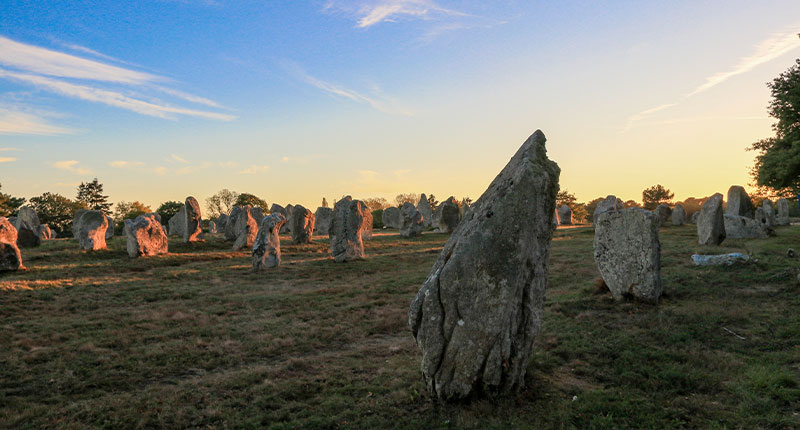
[
  {"left": 183, "top": 196, "right": 203, "bottom": 243},
  {"left": 105, "top": 215, "right": 115, "bottom": 240},
  {"left": 726, "top": 186, "right": 755, "bottom": 218},
  {"left": 381, "top": 207, "right": 402, "bottom": 229},
  {"left": 418, "top": 194, "right": 433, "bottom": 228},
  {"left": 168, "top": 205, "right": 186, "bottom": 237},
  {"left": 400, "top": 203, "right": 424, "bottom": 238},
  {"left": 724, "top": 214, "right": 769, "bottom": 239},
  {"left": 291, "top": 205, "right": 315, "bottom": 244},
  {"left": 593, "top": 195, "right": 623, "bottom": 225},
  {"left": 217, "top": 213, "right": 229, "bottom": 232},
  {"left": 461, "top": 201, "right": 472, "bottom": 219},
  {"left": 224, "top": 206, "right": 243, "bottom": 241},
  {"left": 285, "top": 204, "right": 295, "bottom": 233},
  {"left": 74, "top": 210, "right": 108, "bottom": 251},
  {"left": 251, "top": 207, "right": 266, "bottom": 226},
  {"left": 557, "top": 204, "right": 572, "bottom": 226},
  {"left": 0, "top": 217, "right": 23, "bottom": 272},
  {"left": 314, "top": 206, "right": 333, "bottom": 235},
  {"left": 13, "top": 206, "right": 41, "bottom": 247},
  {"left": 408, "top": 130, "right": 560, "bottom": 400},
  {"left": 253, "top": 213, "right": 286, "bottom": 270},
  {"left": 759, "top": 200, "right": 776, "bottom": 228},
  {"left": 208, "top": 221, "right": 217, "bottom": 234},
  {"left": 231, "top": 206, "right": 258, "bottom": 251},
  {"left": 431, "top": 204, "right": 444, "bottom": 230},
  {"left": 776, "top": 198, "right": 790, "bottom": 226},
  {"left": 361, "top": 206, "right": 373, "bottom": 240},
  {"left": 654, "top": 204, "right": 671, "bottom": 227},
  {"left": 594, "top": 208, "right": 662, "bottom": 304},
  {"left": 37, "top": 224, "right": 53, "bottom": 240},
  {"left": 698, "top": 193, "right": 726, "bottom": 245},
  {"left": 330, "top": 196, "right": 367, "bottom": 262},
  {"left": 439, "top": 196, "right": 461, "bottom": 232},
  {"left": 689, "top": 212, "right": 700, "bottom": 224},
  {"left": 671, "top": 204, "right": 686, "bottom": 226},
  {"left": 552, "top": 209, "right": 559, "bottom": 230},
  {"left": 72, "top": 209, "right": 87, "bottom": 238},
  {"left": 271, "top": 204, "right": 289, "bottom": 234},
  {"left": 124, "top": 214, "right": 168, "bottom": 258}
]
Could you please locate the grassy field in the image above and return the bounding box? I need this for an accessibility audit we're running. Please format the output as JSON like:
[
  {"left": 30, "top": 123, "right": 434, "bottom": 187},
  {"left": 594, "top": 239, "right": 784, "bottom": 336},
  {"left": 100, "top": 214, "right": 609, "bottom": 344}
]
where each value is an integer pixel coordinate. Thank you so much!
[{"left": 1, "top": 225, "right": 799, "bottom": 429}]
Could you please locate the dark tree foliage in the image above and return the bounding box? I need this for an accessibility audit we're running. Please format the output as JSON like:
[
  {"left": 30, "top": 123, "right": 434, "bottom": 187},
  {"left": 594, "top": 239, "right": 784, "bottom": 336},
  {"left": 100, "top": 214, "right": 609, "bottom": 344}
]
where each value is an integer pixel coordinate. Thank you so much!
[
  {"left": 372, "top": 209, "right": 384, "bottom": 229},
  {"left": 394, "top": 193, "right": 420, "bottom": 207},
  {"left": 76, "top": 178, "right": 111, "bottom": 214},
  {"left": 28, "top": 192, "right": 85, "bottom": 236},
  {"left": 0, "top": 183, "right": 25, "bottom": 217},
  {"left": 206, "top": 189, "right": 239, "bottom": 219},
  {"left": 114, "top": 201, "right": 152, "bottom": 222},
  {"left": 427, "top": 194, "right": 439, "bottom": 211},
  {"left": 556, "top": 190, "right": 577, "bottom": 208},
  {"left": 642, "top": 184, "right": 674, "bottom": 210},
  {"left": 156, "top": 201, "right": 184, "bottom": 225},
  {"left": 235, "top": 193, "right": 268, "bottom": 211},
  {"left": 750, "top": 57, "right": 800, "bottom": 195},
  {"left": 362, "top": 197, "right": 390, "bottom": 212}
]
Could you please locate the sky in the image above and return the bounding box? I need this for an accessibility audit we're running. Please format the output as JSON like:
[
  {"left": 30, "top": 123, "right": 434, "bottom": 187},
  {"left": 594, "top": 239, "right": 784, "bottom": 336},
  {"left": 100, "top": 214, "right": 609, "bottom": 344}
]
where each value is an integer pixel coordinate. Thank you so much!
[{"left": 1, "top": 0, "right": 799, "bottom": 211}]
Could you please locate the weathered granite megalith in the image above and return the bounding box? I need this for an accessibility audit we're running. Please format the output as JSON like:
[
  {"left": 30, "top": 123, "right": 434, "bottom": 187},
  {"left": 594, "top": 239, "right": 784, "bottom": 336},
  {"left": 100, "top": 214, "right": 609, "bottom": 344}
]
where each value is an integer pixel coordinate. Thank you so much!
[
  {"left": 13, "top": 206, "right": 41, "bottom": 247},
  {"left": 557, "top": 204, "right": 572, "bottom": 226},
  {"left": 0, "top": 217, "right": 23, "bottom": 271},
  {"left": 408, "top": 130, "right": 560, "bottom": 400},
  {"left": 690, "top": 211, "right": 700, "bottom": 224},
  {"left": 37, "top": 224, "right": 53, "bottom": 240},
  {"left": 776, "top": 198, "right": 790, "bottom": 226},
  {"left": 654, "top": 204, "right": 671, "bottom": 227},
  {"left": 251, "top": 207, "right": 266, "bottom": 226},
  {"left": 314, "top": 207, "right": 333, "bottom": 235},
  {"left": 594, "top": 208, "right": 662, "bottom": 304},
  {"left": 330, "top": 196, "right": 367, "bottom": 262},
  {"left": 759, "top": 200, "right": 776, "bottom": 228},
  {"left": 291, "top": 205, "right": 315, "bottom": 244},
  {"left": 418, "top": 194, "right": 433, "bottom": 228},
  {"left": 724, "top": 214, "right": 769, "bottom": 239},
  {"left": 361, "top": 206, "right": 373, "bottom": 240},
  {"left": 217, "top": 213, "right": 229, "bottom": 232},
  {"left": 224, "top": 206, "right": 243, "bottom": 241},
  {"left": 593, "top": 195, "right": 623, "bottom": 225},
  {"left": 124, "top": 214, "right": 169, "bottom": 258},
  {"left": 105, "top": 215, "right": 115, "bottom": 240},
  {"left": 74, "top": 210, "right": 108, "bottom": 250},
  {"left": 253, "top": 213, "right": 286, "bottom": 270},
  {"left": 400, "top": 202, "right": 424, "bottom": 238},
  {"left": 671, "top": 204, "right": 686, "bottom": 226},
  {"left": 168, "top": 205, "right": 186, "bottom": 237},
  {"left": 184, "top": 196, "right": 203, "bottom": 243},
  {"left": 382, "top": 206, "right": 402, "bottom": 229},
  {"left": 231, "top": 206, "right": 258, "bottom": 251},
  {"left": 208, "top": 221, "right": 217, "bottom": 234},
  {"left": 726, "top": 186, "right": 755, "bottom": 218},
  {"left": 439, "top": 197, "right": 461, "bottom": 233},
  {"left": 697, "top": 193, "right": 726, "bottom": 245},
  {"left": 271, "top": 204, "right": 289, "bottom": 234},
  {"left": 285, "top": 204, "right": 295, "bottom": 233}
]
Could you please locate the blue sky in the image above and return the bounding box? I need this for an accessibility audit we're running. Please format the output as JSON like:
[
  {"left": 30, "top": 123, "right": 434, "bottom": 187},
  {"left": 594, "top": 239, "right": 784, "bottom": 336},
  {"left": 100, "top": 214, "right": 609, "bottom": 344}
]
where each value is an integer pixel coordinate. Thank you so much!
[{"left": 1, "top": 1, "right": 800, "bottom": 210}]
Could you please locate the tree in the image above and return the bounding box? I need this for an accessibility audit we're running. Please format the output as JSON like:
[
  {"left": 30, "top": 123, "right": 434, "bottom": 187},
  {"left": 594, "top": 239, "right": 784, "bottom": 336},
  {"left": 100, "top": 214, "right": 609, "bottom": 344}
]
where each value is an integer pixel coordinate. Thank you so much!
[
  {"left": 556, "top": 190, "right": 577, "bottom": 207},
  {"left": 427, "top": 194, "right": 439, "bottom": 211},
  {"left": 28, "top": 192, "right": 85, "bottom": 236},
  {"left": 114, "top": 201, "right": 152, "bottom": 221},
  {"left": 623, "top": 200, "right": 640, "bottom": 208},
  {"left": 0, "top": 183, "right": 25, "bottom": 217},
  {"left": 750, "top": 55, "right": 800, "bottom": 196},
  {"left": 235, "top": 193, "right": 268, "bottom": 211},
  {"left": 642, "top": 184, "right": 674, "bottom": 210},
  {"left": 76, "top": 178, "right": 111, "bottom": 214},
  {"left": 206, "top": 189, "right": 239, "bottom": 218},
  {"left": 363, "top": 197, "right": 390, "bottom": 212},
  {"left": 395, "top": 193, "right": 420, "bottom": 207},
  {"left": 156, "top": 201, "right": 183, "bottom": 226}
]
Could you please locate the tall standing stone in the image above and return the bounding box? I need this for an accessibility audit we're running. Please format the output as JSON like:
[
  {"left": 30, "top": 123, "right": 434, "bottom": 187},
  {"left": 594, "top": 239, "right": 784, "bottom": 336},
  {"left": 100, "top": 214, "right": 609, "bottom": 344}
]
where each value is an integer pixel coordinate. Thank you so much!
[
  {"left": 0, "top": 217, "right": 23, "bottom": 271},
  {"left": 593, "top": 195, "right": 623, "bottom": 225},
  {"left": 689, "top": 212, "right": 700, "bottom": 224},
  {"left": 439, "top": 196, "right": 461, "bottom": 232},
  {"left": 291, "top": 204, "right": 315, "bottom": 244},
  {"left": 654, "top": 204, "right": 671, "bottom": 227},
  {"left": 697, "top": 193, "right": 726, "bottom": 245},
  {"left": 594, "top": 208, "right": 662, "bottom": 304},
  {"left": 13, "top": 206, "right": 42, "bottom": 247},
  {"left": 361, "top": 206, "right": 373, "bottom": 240},
  {"left": 330, "top": 196, "right": 367, "bottom": 262},
  {"left": 74, "top": 210, "right": 108, "bottom": 250},
  {"left": 224, "top": 206, "right": 243, "bottom": 241},
  {"left": 382, "top": 206, "right": 402, "bottom": 229},
  {"left": 168, "top": 205, "right": 186, "bottom": 237},
  {"left": 105, "top": 215, "right": 115, "bottom": 240},
  {"left": 314, "top": 206, "right": 333, "bottom": 235},
  {"left": 408, "top": 130, "right": 560, "bottom": 400},
  {"left": 557, "top": 204, "right": 572, "bottom": 226},
  {"left": 776, "top": 198, "right": 790, "bottom": 226},
  {"left": 208, "top": 221, "right": 217, "bottom": 234},
  {"left": 417, "top": 194, "right": 433, "bottom": 228},
  {"left": 271, "top": 204, "right": 289, "bottom": 234},
  {"left": 253, "top": 213, "right": 286, "bottom": 270},
  {"left": 759, "top": 200, "right": 776, "bottom": 228},
  {"left": 231, "top": 206, "right": 258, "bottom": 251},
  {"left": 251, "top": 207, "right": 266, "bottom": 226},
  {"left": 671, "top": 204, "right": 686, "bottom": 226},
  {"left": 400, "top": 203, "right": 424, "bottom": 238},
  {"left": 285, "top": 204, "right": 295, "bottom": 233},
  {"left": 217, "top": 213, "right": 229, "bottom": 232},
  {"left": 726, "top": 186, "right": 755, "bottom": 218},
  {"left": 124, "top": 214, "right": 169, "bottom": 258},
  {"left": 184, "top": 196, "right": 203, "bottom": 243}
]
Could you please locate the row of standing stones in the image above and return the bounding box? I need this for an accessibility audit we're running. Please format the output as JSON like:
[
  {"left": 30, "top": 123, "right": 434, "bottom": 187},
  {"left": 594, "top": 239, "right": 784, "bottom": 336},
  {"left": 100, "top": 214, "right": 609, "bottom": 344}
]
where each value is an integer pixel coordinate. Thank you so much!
[{"left": 2, "top": 131, "right": 791, "bottom": 403}]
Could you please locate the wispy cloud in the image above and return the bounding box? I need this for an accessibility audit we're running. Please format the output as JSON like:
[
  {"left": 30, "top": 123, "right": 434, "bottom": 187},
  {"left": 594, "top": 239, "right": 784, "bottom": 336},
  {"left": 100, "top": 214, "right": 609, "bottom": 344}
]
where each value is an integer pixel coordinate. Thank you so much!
[
  {"left": 0, "top": 157, "right": 16, "bottom": 163},
  {"left": 109, "top": 160, "right": 145, "bottom": 168},
  {"left": 52, "top": 160, "right": 92, "bottom": 175},
  {"left": 0, "top": 35, "right": 234, "bottom": 125},
  {"left": 176, "top": 161, "right": 212, "bottom": 175},
  {"left": 238, "top": 165, "right": 270, "bottom": 174},
  {"left": 282, "top": 60, "right": 413, "bottom": 116},
  {"left": 0, "top": 147, "right": 21, "bottom": 151},
  {"left": 0, "top": 107, "right": 74, "bottom": 135},
  {"left": 170, "top": 154, "right": 189, "bottom": 164},
  {"left": 623, "top": 27, "right": 800, "bottom": 132}
]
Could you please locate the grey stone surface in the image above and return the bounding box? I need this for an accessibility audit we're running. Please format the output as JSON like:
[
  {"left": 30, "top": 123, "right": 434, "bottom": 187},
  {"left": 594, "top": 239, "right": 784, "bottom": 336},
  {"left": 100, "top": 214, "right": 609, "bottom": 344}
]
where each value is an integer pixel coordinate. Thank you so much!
[
  {"left": 776, "top": 198, "right": 790, "bottom": 226},
  {"left": 330, "top": 196, "right": 367, "bottom": 262},
  {"left": 418, "top": 194, "right": 433, "bottom": 228},
  {"left": 654, "top": 204, "right": 671, "bottom": 227},
  {"left": 0, "top": 217, "right": 18, "bottom": 245},
  {"left": 168, "top": 205, "right": 186, "bottom": 237},
  {"left": 217, "top": 213, "right": 229, "bottom": 232},
  {"left": 251, "top": 207, "right": 266, "bottom": 226},
  {"left": 593, "top": 195, "right": 623, "bottom": 225},
  {"left": 557, "top": 204, "right": 572, "bottom": 226},
  {"left": 431, "top": 204, "right": 443, "bottom": 229},
  {"left": 671, "top": 204, "right": 686, "bottom": 226},
  {"left": 37, "top": 224, "right": 53, "bottom": 240},
  {"left": 291, "top": 204, "right": 315, "bottom": 244},
  {"left": 208, "top": 220, "right": 217, "bottom": 234},
  {"left": 224, "top": 206, "right": 243, "bottom": 241},
  {"left": 594, "top": 208, "right": 662, "bottom": 304},
  {"left": 439, "top": 196, "right": 461, "bottom": 233},
  {"left": 724, "top": 214, "right": 769, "bottom": 239},
  {"left": 13, "top": 206, "right": 41, "bottom": 247},
  {"left": 74, "top": 210, "right": 108, "bottom": 250},
  {"left": 271, "top": 204, "right": 289, "bottom": 234},
  {"left": 552, "top": 209, "right": 559, "bottom": 230},
  {"left": 408, "top": 130, "right": 560, "bottom": 400},
  {"left": 285, "top": 204, "right": 295, "bottom": 233},
  {"left": 184, "top": 196, "right": 203, "bottom": 243},
  {"left": 0, "top": 241, "right": 23, "bottom": 271},
  {"left": 400, "top": 202, "right": 424, "bottom": 238},
  {"left": 105, "top": 215, "right": 115, "bottom": 240},
  {"left": 726, "top": 185, "right": 755, "bottom": 218},
  {"left": 231, "top": 206, "right": 258, "bottom": 251},
  {"left": 314, "top": 206, "right": 333, "bottom": 235},
  {"left": 758, "top": 200, "right": 776, "bottom": 228},
  {"left": 691, "top": 252, "right": 750, "bottom": 266},
  {"left": 697, "top": 193, "right": 726, "bottom": 245},
  {"left": 381, "top": 206, "right": 402, "bottom": 229},
  {"left": 690, "top": 211, "right": 700, "bottom": 224},
  {"left": 125, "top": 214, "right": 169, "bottom": 258},
  {"left": 362, "top": 206, "right": 373, "bottom": 240},
  {"left": 252, "top": 213, "right": 286, "bottom": 270}
]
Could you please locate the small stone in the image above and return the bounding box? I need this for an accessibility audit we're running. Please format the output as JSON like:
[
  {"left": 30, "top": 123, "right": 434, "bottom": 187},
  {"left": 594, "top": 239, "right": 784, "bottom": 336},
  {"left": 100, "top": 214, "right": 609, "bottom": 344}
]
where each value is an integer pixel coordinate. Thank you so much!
[{"left": 399, "top": 202, "right": 424, "bottom": 238}]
